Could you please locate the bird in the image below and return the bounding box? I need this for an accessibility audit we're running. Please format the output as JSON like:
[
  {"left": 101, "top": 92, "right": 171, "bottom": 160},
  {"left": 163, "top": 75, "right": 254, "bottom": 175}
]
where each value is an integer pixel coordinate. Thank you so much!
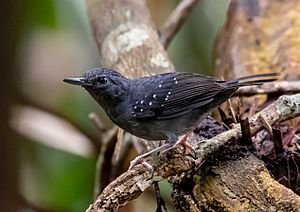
[{"left": 64, "top": 67, "right": 279, "bottom": 169}]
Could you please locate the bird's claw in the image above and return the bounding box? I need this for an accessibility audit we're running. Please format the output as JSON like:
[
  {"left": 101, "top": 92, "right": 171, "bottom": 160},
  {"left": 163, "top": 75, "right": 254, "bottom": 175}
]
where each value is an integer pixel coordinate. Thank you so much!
[
  {"left": 128, "top": 156, "right": 154, "bottom": 172},
  {"left": 174, "top": 133, "right": 195, "bottom": 155}
]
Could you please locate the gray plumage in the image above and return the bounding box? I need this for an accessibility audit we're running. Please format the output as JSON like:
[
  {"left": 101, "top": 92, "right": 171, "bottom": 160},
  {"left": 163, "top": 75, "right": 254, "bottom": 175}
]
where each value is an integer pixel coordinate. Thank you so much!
[{"left": 64, "top": 67, "right": 278, "bottom": 145}]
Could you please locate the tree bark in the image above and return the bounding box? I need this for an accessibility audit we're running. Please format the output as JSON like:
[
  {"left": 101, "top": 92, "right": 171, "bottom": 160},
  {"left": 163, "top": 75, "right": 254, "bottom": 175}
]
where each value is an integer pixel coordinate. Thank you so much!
[
  {"left": 214, "top": 0, "right": 300, "bottom": 80},
  {"left": 87, "top": 0, "right": 174, "bottom": 79},
  {"left": 172, "top": 155, "right": 300, "bottom": 211}
]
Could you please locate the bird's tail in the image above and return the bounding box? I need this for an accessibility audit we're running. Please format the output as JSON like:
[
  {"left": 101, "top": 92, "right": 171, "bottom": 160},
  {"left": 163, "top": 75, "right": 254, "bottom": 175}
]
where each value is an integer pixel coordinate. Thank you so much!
[{"left": 224, "top": 73, "right": 279, "bottom": 89}]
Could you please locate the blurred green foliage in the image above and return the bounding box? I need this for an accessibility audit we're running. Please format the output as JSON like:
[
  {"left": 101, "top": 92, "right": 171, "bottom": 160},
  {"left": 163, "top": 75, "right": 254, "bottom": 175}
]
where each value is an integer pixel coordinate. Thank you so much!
[
  {"left": 23, "top": 0, "right": 57, "bottom": 28},
  {"left": 21, "top": 139, "right": 95, "bottom": 211}
]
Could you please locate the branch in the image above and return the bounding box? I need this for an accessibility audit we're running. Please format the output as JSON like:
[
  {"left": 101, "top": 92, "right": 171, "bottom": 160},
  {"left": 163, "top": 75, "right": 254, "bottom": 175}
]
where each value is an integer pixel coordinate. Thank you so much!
[
  {"left": 17, "top": 94, "right": 100, "bottom": 150},
  {"left": 87, "top": 94, "right": 300, "bottom": 211},
  {"left": 235, "top": 81, "right": 300, "bottom": 96},
  {"left": 11, "top": 105, "right": 96, "bottom": 158},
  {"left": 159, "top": 0, "right": 200, "bottom": 48},
  {"left": 171, "top": 155, "right": 300, "bottom": 211}
]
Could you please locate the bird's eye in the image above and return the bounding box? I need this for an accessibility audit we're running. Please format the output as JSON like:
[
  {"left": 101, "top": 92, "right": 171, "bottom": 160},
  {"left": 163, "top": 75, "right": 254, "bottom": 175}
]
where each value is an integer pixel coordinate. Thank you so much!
[{"left": 96, "top": 77, "right": 108, "bottom": 85}]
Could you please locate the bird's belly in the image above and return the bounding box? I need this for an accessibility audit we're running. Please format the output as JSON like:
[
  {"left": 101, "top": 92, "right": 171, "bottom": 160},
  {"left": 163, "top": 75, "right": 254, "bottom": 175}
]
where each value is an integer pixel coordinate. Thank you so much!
[
  {"left": 107, "top": 114, "right": 161, "bottom": 140},
  {"left": 123, "top": 120, "right": 169, "bottom": 141},
  {"left": 110, "top": 108, "right": 208, "bottom": 142},
  {"left": 126, "top": 117, "right": 198, "bottom": 141}
]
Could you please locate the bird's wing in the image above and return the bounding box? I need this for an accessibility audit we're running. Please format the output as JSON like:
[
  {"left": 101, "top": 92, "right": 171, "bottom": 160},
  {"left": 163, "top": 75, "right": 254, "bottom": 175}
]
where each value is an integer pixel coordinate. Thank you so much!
[{"left": 132, "top": 73, "right": 226, "bottom": 120}]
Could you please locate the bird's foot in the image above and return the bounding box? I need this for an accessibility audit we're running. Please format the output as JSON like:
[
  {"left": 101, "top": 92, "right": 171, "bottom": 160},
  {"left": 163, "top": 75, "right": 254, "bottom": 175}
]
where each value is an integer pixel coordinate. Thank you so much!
[
  {"left": 175, "top": 134, "right": 194, "bottom": 153},
  {"left": 162, "top": 134, "right": 195, "bottom": 155},
  {"left": 128, "top": 156, "right": 154, "bottom": 172}
]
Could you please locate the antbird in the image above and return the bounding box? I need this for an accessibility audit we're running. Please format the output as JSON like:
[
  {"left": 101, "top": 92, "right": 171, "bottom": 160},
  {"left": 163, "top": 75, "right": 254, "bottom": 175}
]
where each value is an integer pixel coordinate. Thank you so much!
[{"left": 64, "top": 67, "right": 278, "bottom": 169}]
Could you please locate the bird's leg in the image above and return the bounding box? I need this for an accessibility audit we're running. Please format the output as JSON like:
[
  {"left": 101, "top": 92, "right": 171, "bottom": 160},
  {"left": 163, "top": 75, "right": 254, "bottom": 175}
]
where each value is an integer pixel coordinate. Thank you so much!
[
  {"left": 129, "top": 132, "right": 195, "bottom": 170},
  {"left": 175, "top": 133, "right": 194, "bottom": 152},
  {"left": 128, "top": 143, "right": 172, "bottom": 170},
  {"left": 162, "top": 132, "right": 195, "bottom": 154}
]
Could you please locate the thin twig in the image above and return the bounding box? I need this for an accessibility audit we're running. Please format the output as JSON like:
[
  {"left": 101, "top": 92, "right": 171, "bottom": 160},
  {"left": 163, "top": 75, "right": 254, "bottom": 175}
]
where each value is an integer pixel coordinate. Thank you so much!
[
  {"left": 154, "top": 182, "right": 167, "bottom": 212},
  {"left": 159, "top": 0, "right": 200, "bottom": 48},
  {"left": 272, "top": 125, "right": 284, "bottom": 155},
  {"left": 227, "top": 98, "right": 237, "bottom": 123},
  {"left": 17, "top": 93, "right": 100, "bottom": 151},
  {"left": 258, "top": 114, "right": 273, "bottom": 135},
  {"left": 240, "top": 117, "right": 252, "bottom": 146},
  {"left": 89, "top": 112, "right": 107, "bottom": 132},
  {"left": 112, "top": 128, "right": 124, "bottom": 164},
  {"left": 11, "top": 105, "right": 96, "bottom": 158},
  {"left": 93, "top": 126, "right": 118, "bottom": 199},
  {"left": 235, "top": 81, "right": 300, "bottom": 96},
  {"left": 109, "top": 135, "right": 133, "bottom": 181}
]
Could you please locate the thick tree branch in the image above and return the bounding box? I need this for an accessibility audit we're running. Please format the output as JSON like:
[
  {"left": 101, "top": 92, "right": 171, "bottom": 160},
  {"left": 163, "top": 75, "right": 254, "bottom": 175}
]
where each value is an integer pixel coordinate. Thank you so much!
[
  {"left": 87, "top": 0, "right": 174, "bottom": 79},
  {"left": 171, "top": 155, "right": 300, "bottom": 211},
  {"left": 87, "top": 94, "right": 300, "bottom": 211}
]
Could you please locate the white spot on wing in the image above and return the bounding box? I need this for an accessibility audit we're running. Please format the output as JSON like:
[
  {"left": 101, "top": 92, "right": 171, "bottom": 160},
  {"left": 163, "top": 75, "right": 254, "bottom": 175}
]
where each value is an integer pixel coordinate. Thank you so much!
[
  {"left": 149, "top": 102, "right": 152, "bottom": 106},
  {"left": 153, "top": 94, "right": 156, "bottom": 99},
  {"left": 158, "top": 84, "right": 162, "bottom": 88},
  {"left": 141, "top": 100, "right": 144, "bottom": 104},
  {"left": 140, "top": 108, "right": 144, "bottom": 112},
  {"left": 175, "top": 81, "right": 178, "bottom": 84}
]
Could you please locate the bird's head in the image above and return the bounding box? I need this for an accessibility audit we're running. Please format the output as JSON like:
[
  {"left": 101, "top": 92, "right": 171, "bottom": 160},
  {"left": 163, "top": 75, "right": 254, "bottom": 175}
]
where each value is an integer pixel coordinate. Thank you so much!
[{"left": 64, "top": 67, "right": 129, "bottom": 106}]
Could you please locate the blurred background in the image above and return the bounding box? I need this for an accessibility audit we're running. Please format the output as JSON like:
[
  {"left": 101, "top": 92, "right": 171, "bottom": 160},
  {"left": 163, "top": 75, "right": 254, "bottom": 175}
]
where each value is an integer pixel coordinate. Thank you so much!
[{"left": 2, "top": 0, "right": 230, "bottom": 211}]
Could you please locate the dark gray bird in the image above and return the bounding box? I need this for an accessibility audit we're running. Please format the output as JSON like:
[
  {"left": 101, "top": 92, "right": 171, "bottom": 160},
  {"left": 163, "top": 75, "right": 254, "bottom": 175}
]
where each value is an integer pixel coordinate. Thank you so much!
[{"left": 64, "top": 67, "right": 278, "bottom": 168}]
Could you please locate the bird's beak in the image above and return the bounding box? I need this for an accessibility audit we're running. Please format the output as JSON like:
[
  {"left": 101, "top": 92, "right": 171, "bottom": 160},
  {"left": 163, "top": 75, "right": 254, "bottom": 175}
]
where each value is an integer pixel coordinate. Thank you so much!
[{"left": 63, "top": 77, "right": 91, "bottom": 86}]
